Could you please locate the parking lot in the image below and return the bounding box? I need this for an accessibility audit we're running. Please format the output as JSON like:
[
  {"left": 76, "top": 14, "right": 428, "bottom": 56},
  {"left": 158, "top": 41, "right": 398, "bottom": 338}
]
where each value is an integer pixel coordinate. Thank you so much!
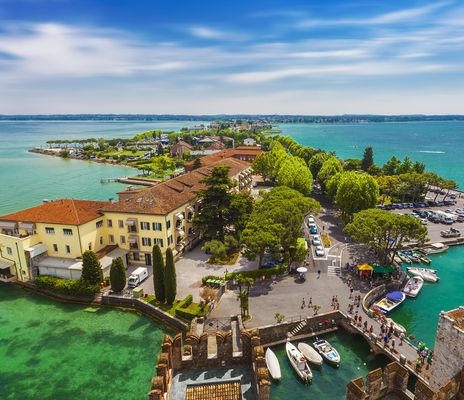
[{"left": 386, "top": 190, "right": 464, "bottom": 243}]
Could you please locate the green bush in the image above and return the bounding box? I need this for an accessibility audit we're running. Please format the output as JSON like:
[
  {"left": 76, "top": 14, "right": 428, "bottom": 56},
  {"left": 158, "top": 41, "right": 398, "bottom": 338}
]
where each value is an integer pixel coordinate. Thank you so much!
[
  {"left": 225, "top": 265, "right": 287, "bottom": 281},
  {"left": 202, "top": 240, "right": 226, "bottom": 259},
  {"left": 177, "top": 294, "right": 193, "bottom": 309},
  {"left": 34, "top": 275, "right": 100, "bottom": 296},
  {"left": 175, "top": 303, "right": 209, "bottom": 320},
  {"left": 201, "top": 275, "right": 224, "bottom": 285}
]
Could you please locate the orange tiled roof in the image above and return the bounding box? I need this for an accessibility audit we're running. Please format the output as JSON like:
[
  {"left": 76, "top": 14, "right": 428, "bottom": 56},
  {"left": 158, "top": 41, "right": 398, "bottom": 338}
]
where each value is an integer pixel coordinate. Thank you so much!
[
  {"left": 185, "top": 382, "right": 241, "bottom": 400},
  {"left": 186, "top": 147, "right": 262, "bottom": 168},
  {"left": 0, "top": 199, "right": 107, "bottom": 225},
  {"left": 102, "top": 157, "right": 250, "bottom": 216},
  {"left": 447, "top": 307, "right": 464, "bottom": 330}
]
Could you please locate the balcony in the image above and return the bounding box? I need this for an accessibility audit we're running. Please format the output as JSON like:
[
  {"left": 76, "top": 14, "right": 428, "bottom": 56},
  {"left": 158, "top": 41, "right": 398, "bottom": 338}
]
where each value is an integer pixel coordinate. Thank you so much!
[
  {"left": 128, "top": 236, "right": 139, "bottom": 250},
  {"left": 125, "top": 218, "right": 138, "bottom": 233}
]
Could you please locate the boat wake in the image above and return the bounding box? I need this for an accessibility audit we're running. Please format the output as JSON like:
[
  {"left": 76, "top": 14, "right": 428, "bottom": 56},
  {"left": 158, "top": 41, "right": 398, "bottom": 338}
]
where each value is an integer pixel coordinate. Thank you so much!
[{"left": 417, "top": 150, "right": 445, "bottom": 154}]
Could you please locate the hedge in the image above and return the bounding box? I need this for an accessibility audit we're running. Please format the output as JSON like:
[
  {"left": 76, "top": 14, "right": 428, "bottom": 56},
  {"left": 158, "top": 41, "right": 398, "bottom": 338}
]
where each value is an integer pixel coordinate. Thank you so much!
[
  {"left": 201, "top": 275, "right": 224, "bottom": 286},
  {"left": 176, "top": 294, "right": 193, "bottom": 309},
  {"left": 34, "top": 275, "right": 100, "bottom": 296},
  {"left": 225, "top": 265, "right": 288, "bottom": 281},
  {"left": 175, "top": 303, "right": 209, "bottom": 320}
]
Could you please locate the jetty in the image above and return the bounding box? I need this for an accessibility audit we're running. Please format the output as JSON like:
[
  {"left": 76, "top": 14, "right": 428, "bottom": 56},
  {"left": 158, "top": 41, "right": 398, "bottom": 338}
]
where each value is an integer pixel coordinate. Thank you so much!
[{"left": 100, "top": 177, "right": 158, "bottom": 186}]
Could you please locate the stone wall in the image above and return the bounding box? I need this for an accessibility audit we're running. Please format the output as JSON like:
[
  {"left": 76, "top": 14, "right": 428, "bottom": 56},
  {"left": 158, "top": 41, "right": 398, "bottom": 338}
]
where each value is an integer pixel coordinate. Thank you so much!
[
  {"left": 429, "top": 307, "right": 464, "bottom": 391},
  {"left": 347, "top": 361, "right": 464, "bottom": 400},
  {"left": 258, "top": 310, "right": 345, "bottom": 346},
  {"left": 101, "top": 295, "right": 189, "bottom": 332},
  {"left": 148, "top": 327, "right": 271, "bottom": 400}
]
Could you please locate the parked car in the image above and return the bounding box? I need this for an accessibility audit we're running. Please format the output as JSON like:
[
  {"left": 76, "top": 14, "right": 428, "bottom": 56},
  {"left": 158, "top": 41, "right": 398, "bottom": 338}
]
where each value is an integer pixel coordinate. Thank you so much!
[
  {"left": 315, "top": 246, "right": 325, "bottom": 257},
  {"left": 307, "top": 216, "right": 315, "bottom": 224},
  {"left": 309, "top": 224, "right": 318, "bottom": 234}
]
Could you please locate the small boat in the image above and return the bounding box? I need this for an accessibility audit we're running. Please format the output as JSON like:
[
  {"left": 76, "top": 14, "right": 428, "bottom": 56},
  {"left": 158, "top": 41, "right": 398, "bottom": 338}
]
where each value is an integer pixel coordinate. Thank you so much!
[
  {"left": 404, "top": 251, "right": 421, "bottom": 263},
  {"left": 397, "top": 252, "right": 412, "bottom": 264},
  {"left": 372, "top": 291, "right": 406, "bottom": 314},
  {"left": 403, "top": 276, "right": 424, "bottom": 297},
  {"left": 407, "top": 267, "right": 439, "bottom": 283},
  {"left": 298, "top": 342, "right": 323, "bottom": 366},
  {"left": 313, "top": 339, "right": 340, "bottom": 367},
  {"left": 265, "top": 348, "right": 281, "bottom": 381},
  {"left": 412, "top": 250, "right": 431, "bottom": 264},
  {"left": 286, "top": 342, "right": 313, "bottom": 382},
  {"left": 424, "top": 242, "right": 449, "bottom": 254}
]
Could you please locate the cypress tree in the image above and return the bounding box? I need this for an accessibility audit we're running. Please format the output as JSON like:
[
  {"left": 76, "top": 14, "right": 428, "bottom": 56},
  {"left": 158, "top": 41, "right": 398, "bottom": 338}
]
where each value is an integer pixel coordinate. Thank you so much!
[
  {"left": 361, "top": 147, "right": 374, "bottom": 171},
  {"left": 81, "top": 250, "right": 102, "bottom": 285},
  {"left": 109, "top": 257, "right": 126, "bottom": 292},
  {"left": 164, "top": 248, "right": 177, "bottom": 305},
  {"left": 152, "top": 244, "right": 166, "bottom": 302}
]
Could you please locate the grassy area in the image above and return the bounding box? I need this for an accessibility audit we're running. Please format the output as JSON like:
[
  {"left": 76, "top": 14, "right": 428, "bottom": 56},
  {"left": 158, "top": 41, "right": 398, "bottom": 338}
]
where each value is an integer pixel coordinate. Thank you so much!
[
  {"left": 207, "top": 251, "right": 240, "bottom": 265},
  {"left": 143, "top": 296, "right": 209, "bottom": 320}
]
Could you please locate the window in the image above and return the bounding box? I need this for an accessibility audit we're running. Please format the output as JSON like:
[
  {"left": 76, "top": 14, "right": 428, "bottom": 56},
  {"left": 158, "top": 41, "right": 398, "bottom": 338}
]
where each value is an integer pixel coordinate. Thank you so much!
[
  {"left": 63, "top": 228, "right": 73, "bottom": 236},
  {"left": 45, "top": 227, "right": 55, "bottom": 234},
  {"left": 167, "top": 235, "right": 173, "bottom": 245},
  {"left": 154, "top": 238, "right": 164, "bottom": 247},
  {"left": 107, "top": 219, "right": 113, "bottom": 228},
  {"left": 99, "top": 236, "right": 103, "bottom": 245},
  {"left": 152, "top": 222, "right": 162, "bottom": 231},
  {"left": 88, "top": 243, "right": 92, "bottom": 250},
  {"left": 120, "top": 235, "right": 126, "bottom": 244},
  {"left": 141, "top": 222, "right": 150, "bottom": 230},
  {"left": 66, "top": 245, "right": 71, "bottom": 254},
  {"left": 166, "top": 220, "right": 171, "bottom": 230},
  {"left": 109, "top": 234, "right": 114, "bottom": 244},
  {"left": 53, "top": 244, "right": 58, "bottom": 252},
  {"left": 133, "top": 252, "right": 140, "bottom": 261},
  {"left": 118, "top": 220, "right": 124, "bottom": 228},
  {"left": 6, "top": 247, "right": 12, "bottom": 255},
  {"left": 96, "top": 220, "right": 103, "bottom": 229},
  {"left": 141, "top": 237, "right": 151, "bottom": 247}
]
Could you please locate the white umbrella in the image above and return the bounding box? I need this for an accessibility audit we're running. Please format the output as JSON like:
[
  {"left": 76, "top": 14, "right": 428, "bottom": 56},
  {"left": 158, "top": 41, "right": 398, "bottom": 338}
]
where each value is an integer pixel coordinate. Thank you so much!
[{"left": 297, "top": 267, "right": 308, "bottom": 273}]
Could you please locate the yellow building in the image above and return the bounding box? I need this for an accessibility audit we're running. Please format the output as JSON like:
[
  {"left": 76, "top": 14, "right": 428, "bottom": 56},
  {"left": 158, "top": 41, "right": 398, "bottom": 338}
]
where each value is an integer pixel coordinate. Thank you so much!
[{"left": 0, "top": 157, "right": 252, "bottom": 282}]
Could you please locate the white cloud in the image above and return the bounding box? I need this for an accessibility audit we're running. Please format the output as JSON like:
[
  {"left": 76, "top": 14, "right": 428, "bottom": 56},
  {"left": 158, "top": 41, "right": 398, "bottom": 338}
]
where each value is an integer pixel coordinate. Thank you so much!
[{"left": 188, "top": 25, "right": 247, "bottom": 41}]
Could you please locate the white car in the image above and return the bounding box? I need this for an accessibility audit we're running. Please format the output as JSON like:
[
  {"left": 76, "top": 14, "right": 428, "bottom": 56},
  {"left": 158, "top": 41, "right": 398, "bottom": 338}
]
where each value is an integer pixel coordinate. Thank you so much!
[
  {"left": 312, "top": 238, "right": 322, "bottom": 246},
  {"left": 316, "top": 246, "right": 325, "bottom": 257},
  {"left": 421, "top": 218, "right": 428, "bottom": 225},
  {"left": 307, "top": 216, "right": 315, "bottom": 224}
]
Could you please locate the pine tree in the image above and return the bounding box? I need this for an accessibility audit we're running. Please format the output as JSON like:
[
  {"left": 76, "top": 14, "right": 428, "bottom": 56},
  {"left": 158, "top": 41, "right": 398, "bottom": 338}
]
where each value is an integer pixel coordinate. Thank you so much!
[
  {"left": 192, "top": 157, "right": 201, "bottom": 170},
  {"left": 81, "top": 250, "right": 102, "bottom": 285},
  {"left": 361, "top": 147, "right": 374, "bottom": 171},
  {"left": 152, "top": 244, "right": 166, "bottom": 302},
  {"left": 164, "top": 248, "right": 177, "bottom": 305},
  {"left": 109, "top": 257, "right": 126, "bottom": 292}
]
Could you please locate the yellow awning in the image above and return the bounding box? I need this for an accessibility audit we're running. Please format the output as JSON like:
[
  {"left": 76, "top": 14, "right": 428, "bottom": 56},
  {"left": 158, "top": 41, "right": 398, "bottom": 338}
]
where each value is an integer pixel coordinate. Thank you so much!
[{"left": 357, "top": 264, "right": 373, "bottom": 271}]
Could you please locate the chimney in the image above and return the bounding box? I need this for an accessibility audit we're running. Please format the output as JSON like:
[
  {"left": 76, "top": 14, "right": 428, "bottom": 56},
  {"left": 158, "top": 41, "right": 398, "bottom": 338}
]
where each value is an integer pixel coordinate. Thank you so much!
[{"left": 109, "top": 198, "right": 114, "bottom": 204}]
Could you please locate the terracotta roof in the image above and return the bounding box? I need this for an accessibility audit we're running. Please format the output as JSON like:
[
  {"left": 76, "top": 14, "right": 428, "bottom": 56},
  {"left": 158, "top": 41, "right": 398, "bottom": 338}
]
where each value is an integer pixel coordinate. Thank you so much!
[
  {"left": 176, "top": 140, "right": 193, "bottom": 149},
  {"left": 102, "top": 157, "right": 250, "bottom": 216},
  {"left": 185, "top": 382, "right": 241, "bottom": 400},
  {"left": 0, "top": 199, "right": 107, "bottom": 225},
  {"left": 206, "top": 141, "right": 226, "bottom": 150},
  {"left": 446, "top": 307, "right": 464, "bottom": 330},
  {"left": 186, "top": 147, "right": 262, "bottom": 169}
]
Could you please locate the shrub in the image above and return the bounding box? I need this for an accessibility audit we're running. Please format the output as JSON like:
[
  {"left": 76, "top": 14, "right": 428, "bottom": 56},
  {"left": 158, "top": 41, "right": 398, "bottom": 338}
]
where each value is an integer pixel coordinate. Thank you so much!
[
  {"left": 59, "top": 149, "right": 70, "bottom": 158},
  {"left": 109, "top": 257, "right": 126, "bottom": 292},
  {"left": 224, "top": 235, "right": 239, "bottom": 255},
  {"left": 202, "top": 240, "right": 226, "bottom": 260},
  {"left": 177, "top": 294, "right": 193, "bottom": 309},
  {"left": 164, "top": 248, "right": 177, "bottom": 305},
  {"left": 81, "top": 250, "right": 102, "bottom": 285},
  {"left": 201, "top": 275, "right": 223, "bottom": 286},
  {"left": 225, "top": 265, "right": 287, "bottom": 281},
  {"left": 34, "top": 275, "right": 100, "bottom": 296}
]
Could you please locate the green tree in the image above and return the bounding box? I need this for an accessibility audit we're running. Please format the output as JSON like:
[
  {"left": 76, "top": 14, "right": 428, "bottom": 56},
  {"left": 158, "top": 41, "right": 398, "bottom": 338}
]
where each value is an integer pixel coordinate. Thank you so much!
[
  {"left": 194, "top": 165, "right": 235, "bottom": 241},
  {"left": 397, "top": 156, "right": 413, "bottom": 174},
  {"left": 202, "top": 240, "right": 227, "bottom": 260},
  {"left": 81, "top": 250, "right": 102, "bottom": 285},
  {"left": 157, "top": 143, "right": 164, "bottom": 155},
  {"left": 109, "top": 257, "right": 126, "bottom": 292},
  {"left": 361, "top": 147, "right": 374, "bottom": 171},
  {"left": 276, "top": 156, "right": 313, "bottom": 195},
  {"left": 228, "top": 191, "right": 254, "bottom": 235},
  {"left": 164, "top": 248, "right": 177, "bottom": 305},
  {"left": 344, "top": 158, "right": 361, "bottom": 171},
  {"left": 326, "top": 172, "right": 343, "bottom": 202},
  {"left": 59, "top": 149, "right": 70, "bottom": 158},
  {"left": 192, "top": 158, "right": 202, "bottom": 170},
  {"left": 317, "top": 157, "right": 343, "bottom": 190},
  {"left": 344, "top": 209, "right": 427, "bottom": 265},
  {"left": 335, "top": 172, "right": 380, "bottom": 222},
  {"left": 396, "top": 173, "right": 428, "bottom": 202},
  {"left": 236, "top": 275, "right": 254, "bottom": 318},
  {"left": 252, "top": 152, "right": 275, "bottom": 181},
  {"left": 382, "top": 156, "right": 400, "bottom": 175},
  {"left": 152, "top": 244, "right": 166, "bottom": 302},
  {"left": 309, "top": 152, "right": 329, "bottom": 178}
]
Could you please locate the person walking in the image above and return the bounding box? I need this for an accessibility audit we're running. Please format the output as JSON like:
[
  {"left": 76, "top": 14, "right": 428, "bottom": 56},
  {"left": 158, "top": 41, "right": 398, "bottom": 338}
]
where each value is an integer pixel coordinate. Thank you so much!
[
  {"left": 301, "top": 297, "right": 306, "bottom": 309},
  {"left": 308, "top": 297, "right": 313, "bottom": 307}
]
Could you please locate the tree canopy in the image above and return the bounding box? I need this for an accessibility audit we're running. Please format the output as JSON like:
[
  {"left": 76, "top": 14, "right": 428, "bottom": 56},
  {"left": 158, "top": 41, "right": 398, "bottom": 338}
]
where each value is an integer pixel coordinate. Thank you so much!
[
  {"left": 344, "top": 209, "right": 427, "bottom": 265},
  {"left": 317, "top": 156, "right": 343, "bottom": 190},
  {"left": 81, "top": 250, "right": 102, "bottom": 286},
  {"left": 276, "top": 156, "right": 313, "bottom": 195},
  {"left": 152, "top": 244, "right": 166, "bottom": 302},
  {"left": 308, "top": 152, "right": 330, "bottom": 178},
  {"left": 361, "top": 147, "right": 374, "bottom": 171},
  {"left": 164, "top": 248, "right": 177, "bottom": 305},
  {"left": 109, "top": 257, "right": 126, "bottom": 292}
]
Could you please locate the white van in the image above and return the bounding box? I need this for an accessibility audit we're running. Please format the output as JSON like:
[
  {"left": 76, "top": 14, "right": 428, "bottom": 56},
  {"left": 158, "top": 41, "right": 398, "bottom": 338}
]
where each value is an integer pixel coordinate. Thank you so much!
[{"left": 127, "top": 267, "right": 148, "bottom": 288}]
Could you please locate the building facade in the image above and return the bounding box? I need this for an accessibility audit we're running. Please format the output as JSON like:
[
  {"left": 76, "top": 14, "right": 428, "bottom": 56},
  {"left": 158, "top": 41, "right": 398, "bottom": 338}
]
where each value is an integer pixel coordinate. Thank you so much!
[{"left": 0, "top": 158, "right": 253, "bottom": 282}]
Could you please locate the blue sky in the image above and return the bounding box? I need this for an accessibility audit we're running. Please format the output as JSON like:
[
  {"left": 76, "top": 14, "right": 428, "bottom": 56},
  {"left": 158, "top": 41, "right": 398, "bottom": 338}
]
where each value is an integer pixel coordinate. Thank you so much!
[{"left": 0, "top": 0, "right": 463, "bottom": 114}]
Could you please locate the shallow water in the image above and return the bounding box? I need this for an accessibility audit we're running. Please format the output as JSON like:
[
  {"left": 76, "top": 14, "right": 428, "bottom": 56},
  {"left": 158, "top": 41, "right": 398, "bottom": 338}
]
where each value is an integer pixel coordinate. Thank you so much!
[
  {"left": 0, "top": 283, "right": 170, "bottom": 400},
  {"left": 270, "top": 330, "right": 390, "bottom": 399}
]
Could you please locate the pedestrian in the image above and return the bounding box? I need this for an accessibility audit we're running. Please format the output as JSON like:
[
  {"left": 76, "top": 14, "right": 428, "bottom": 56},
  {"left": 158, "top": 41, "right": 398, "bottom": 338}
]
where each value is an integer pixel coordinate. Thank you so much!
[
  {"left": 369, "top": 325, "right": 374, "bottom": 334},
  {"left": 336, "top": 302, "right": 339, "bottom": 310},
  {"left": 363, "top": 320, "right": 368, "bottom": 331},
  {"left": 335, "top": 295, "right": 338, "bottom": 302},
  {"left": 309, "top": 297, "right": 313, "bottom": 306},
  {"left": 383, "top": 335, "right": 388, "bottom": 346},
  {"left": 301, "top": 297, "right": 306, "bottom": 309},
  {"left": 349, "top": 287, "right": 354, "bottom": 299},
  {"left": 392, "top": 338, "right": 396, "bottom": 350},
  {"left": 317, "top": 270, "right": 321, "bottom": 278},
  {"left": 400, "top": 332, "right": 404, "bottom": 346}
]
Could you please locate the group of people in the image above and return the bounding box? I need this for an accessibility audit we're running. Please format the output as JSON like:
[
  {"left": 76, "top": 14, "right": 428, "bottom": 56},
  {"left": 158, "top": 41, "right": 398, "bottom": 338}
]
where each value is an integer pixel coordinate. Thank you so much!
[
  {"left": 331, "top": 295, "right": 340, "bottom": 310},
  {"left": 415, "top": 343, "right": 433, "bottom": 371},
  {"left": 300, "top": 297, "right": 313, "bottom": 309}
]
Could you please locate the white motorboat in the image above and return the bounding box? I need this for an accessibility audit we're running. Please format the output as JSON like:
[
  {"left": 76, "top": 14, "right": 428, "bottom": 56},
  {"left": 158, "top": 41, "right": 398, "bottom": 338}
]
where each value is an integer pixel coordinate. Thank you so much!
[
  {"left": 403, "top": 276, "right": 424, "bottom": 298},
  {"left": 297, "top": 342, "right": 323, "bottom": 366},
  {"left": 313, "top": 339, "right": 340, "bottom": 367},
  {"left": 372, "top": 291, "right": 406, "bottom": 314},
  {"left": 265, "top": 347, "right": 281, "bottom": 381},
  {"left": 286, "top": 342, "right": 313, "bottom": 382},
  {"left": 424, "top": 242, "right": 449, "bottom": 254},
  {"left": 407, "top": 267, "right": 439, "bottom": 283}
]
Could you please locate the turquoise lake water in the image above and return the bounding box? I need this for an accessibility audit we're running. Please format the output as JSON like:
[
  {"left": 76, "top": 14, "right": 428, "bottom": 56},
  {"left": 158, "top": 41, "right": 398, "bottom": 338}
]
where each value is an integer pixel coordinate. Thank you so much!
[{"left": 0, "top": 283, "right": 170, "bottom": 400}]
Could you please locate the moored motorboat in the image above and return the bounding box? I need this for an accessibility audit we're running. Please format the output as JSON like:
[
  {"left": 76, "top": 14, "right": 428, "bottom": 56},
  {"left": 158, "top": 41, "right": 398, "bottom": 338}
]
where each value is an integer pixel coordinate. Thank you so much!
[
  {"left": 313, "top": 339, "right": 340, "bottom": 367},
  {"left": 265, "top": 347, "right": 281, "bottom": 381},
  {"left": 423, "top": 242, "right": 449, "bottom": 255},
  {"left": 297, "top": 342, "right": 323, "bottom": 366},
  {"left": 372, "top": 291, "right": 406, "bottom": 314},
  {"left": 286, "top": 342, "right": 313, "bottom": 382},
  {"left": 403, "top": 276, "right": 424, "bottom": 298},
  {"left": 407, "top": 267, "right": 439, "bottom": 283},
  {"left": 397, "top": 252, "right": 412, "bottom": 264},
  {"left": 412, "top": 250, "right": 431, "bottom": 264}
]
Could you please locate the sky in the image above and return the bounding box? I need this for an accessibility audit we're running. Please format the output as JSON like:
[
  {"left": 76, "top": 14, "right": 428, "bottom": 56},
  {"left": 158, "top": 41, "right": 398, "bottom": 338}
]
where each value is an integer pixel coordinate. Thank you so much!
[{"left": 0, "top": 0, "right": 463, "bottom": 115}]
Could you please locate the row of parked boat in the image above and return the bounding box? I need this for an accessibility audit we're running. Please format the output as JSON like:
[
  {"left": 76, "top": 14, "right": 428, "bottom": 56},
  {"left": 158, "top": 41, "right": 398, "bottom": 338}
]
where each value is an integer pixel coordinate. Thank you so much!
[{"left": 265, "top": 339, "right": 340, "bottom": 384}]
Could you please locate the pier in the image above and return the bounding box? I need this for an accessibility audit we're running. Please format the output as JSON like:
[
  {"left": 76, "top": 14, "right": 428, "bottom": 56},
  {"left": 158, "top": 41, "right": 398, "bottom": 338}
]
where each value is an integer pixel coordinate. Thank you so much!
[{"left": 100, "top": 177, "right": 159, "bottom": 186}]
